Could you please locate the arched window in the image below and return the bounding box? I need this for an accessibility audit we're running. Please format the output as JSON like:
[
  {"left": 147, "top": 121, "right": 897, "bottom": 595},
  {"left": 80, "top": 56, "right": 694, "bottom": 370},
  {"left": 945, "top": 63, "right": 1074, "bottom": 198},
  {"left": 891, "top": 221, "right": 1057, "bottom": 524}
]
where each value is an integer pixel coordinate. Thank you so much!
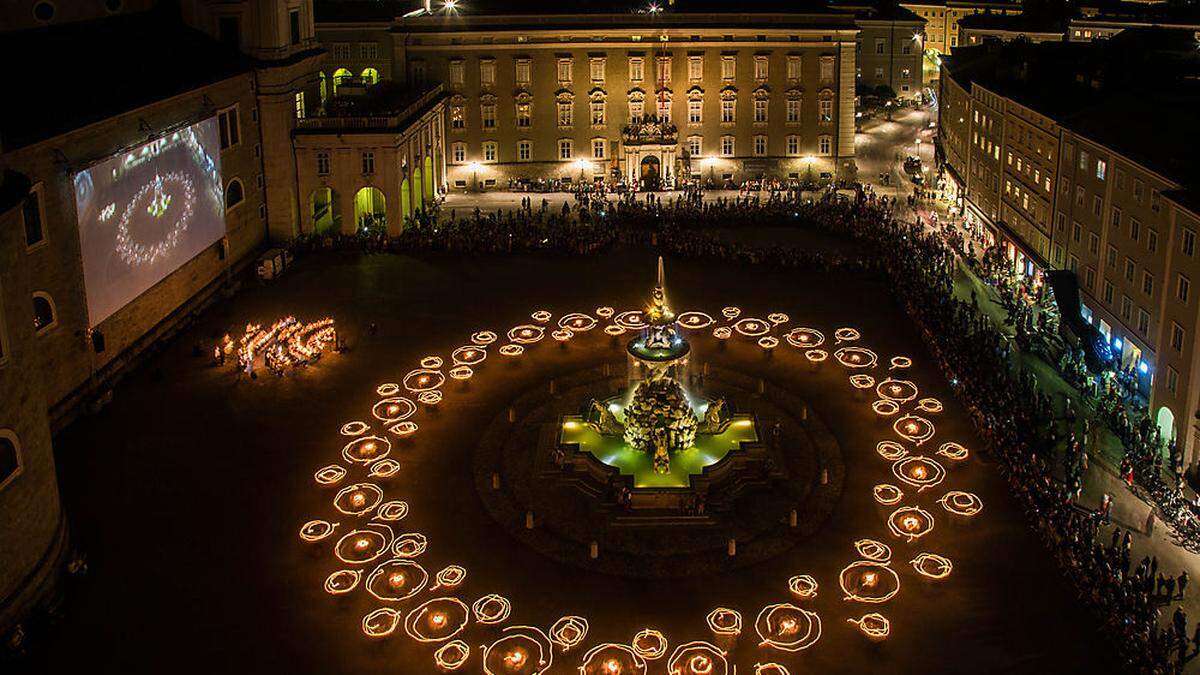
[
  {"left": 32, "top": 292, "right": 56, "bottom": 334},
  {"left": 0, "top": 430, "right": 20, "bottom": 490},
  {"left": 361, "top": 68, "right": 380, "bottom": 85},
  {"left": 225, "top": 178, "right": 245, "bottom": 210}
]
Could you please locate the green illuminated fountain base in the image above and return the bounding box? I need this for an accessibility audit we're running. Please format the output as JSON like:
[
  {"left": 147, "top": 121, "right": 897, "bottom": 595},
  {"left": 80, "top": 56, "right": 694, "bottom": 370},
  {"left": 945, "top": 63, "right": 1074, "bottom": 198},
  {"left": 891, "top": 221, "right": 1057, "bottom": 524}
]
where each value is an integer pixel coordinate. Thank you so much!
[{"left": 560, "top": 414, "right": 758, "bottom": 488}]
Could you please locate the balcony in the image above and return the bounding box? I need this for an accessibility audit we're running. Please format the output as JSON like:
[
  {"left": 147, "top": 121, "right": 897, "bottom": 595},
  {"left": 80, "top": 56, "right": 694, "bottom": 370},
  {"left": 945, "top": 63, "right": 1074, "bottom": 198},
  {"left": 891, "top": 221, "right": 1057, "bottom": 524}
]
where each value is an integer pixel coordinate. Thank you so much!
[
  {"left": 295, "top": 84, "right": 445, "bottom": 134},
  {"left": 621, "top": 116, "right": 679, "bottom": 146}
]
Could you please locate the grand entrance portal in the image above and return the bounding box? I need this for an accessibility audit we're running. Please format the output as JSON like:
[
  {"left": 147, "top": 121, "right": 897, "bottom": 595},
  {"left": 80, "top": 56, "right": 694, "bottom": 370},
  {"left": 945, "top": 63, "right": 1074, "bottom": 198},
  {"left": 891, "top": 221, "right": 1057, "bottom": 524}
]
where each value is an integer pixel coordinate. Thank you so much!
[{"left": 640, "top": 155, "right": 661, "bottom": 190}]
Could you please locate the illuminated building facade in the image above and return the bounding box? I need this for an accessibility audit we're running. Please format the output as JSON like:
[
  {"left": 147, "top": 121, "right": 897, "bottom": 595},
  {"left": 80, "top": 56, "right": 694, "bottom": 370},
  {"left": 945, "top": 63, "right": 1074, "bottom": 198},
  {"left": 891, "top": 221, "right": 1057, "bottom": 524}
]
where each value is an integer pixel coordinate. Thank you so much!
[
  {"left": 937, "top": 29, "right": 1200, "bottom": 468},
  {"left": 899, "top": 0, "right": 1022, "bottom": 55},
  {"left": 315, "top": 2, "right": 865, "bottom": 187}
]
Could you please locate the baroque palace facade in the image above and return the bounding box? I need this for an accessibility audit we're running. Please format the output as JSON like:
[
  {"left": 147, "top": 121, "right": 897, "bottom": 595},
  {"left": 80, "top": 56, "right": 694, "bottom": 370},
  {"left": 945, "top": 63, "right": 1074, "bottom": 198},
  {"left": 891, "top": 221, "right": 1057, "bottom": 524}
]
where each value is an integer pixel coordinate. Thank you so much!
[{"left": 314, "top": 2, "right": 870, "bottom": 190}]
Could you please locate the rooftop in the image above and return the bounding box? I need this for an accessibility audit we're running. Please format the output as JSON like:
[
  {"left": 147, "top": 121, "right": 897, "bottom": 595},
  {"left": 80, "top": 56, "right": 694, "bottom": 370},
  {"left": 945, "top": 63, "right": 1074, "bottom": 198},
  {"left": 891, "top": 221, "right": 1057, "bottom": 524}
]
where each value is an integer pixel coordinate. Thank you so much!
[
  {"left": 943, "top": 27, "right": 1200, "bottom": 209},
  {"left": 957, "top": 11, "right": 1067, "bottom": 32},
  {"left": 0, "top": 7, "right": 253, "bottom": 151}
]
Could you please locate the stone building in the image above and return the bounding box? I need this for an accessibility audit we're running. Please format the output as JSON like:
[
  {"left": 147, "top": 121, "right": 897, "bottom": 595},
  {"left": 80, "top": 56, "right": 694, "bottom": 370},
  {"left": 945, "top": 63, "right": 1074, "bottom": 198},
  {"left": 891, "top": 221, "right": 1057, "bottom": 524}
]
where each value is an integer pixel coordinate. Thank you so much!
[
  {"left": 899, "top": 0, "right": 1022, "bottom": 54},
  {"left": 315, "top": 1, "right": 864, "bottom": 188},
  {"left": 835, "top": 2, "right": 928, "bottom": 99},
  {"left": 937, "top": 29, "right": 1200, "bottom": 469},
  {"left": 0, "top": 0, "right": 332, "bottom": 637}
]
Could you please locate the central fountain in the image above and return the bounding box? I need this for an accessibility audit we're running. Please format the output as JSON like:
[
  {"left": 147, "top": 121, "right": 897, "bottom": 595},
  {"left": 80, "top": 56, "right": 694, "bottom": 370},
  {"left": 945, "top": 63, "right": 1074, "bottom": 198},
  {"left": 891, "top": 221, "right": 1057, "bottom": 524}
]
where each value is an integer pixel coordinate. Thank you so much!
[{"left": 561, "top": 258, "right": 756, "bottom": 488}]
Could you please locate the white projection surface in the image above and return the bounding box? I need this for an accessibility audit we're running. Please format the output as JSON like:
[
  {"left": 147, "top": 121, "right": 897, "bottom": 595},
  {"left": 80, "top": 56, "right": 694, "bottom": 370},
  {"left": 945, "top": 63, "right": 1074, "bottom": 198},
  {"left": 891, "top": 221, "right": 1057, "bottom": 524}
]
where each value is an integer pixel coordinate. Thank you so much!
[{"left": 73, "top": 117, "right": 224, "bottom": 326}]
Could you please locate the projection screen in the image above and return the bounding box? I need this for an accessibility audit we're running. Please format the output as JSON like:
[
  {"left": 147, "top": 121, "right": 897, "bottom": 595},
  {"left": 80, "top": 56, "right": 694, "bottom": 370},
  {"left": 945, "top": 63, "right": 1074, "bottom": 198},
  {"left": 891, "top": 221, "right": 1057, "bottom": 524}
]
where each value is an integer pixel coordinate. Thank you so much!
[{"left": 73, "top": 117, "right": 225, "bottom": 327}]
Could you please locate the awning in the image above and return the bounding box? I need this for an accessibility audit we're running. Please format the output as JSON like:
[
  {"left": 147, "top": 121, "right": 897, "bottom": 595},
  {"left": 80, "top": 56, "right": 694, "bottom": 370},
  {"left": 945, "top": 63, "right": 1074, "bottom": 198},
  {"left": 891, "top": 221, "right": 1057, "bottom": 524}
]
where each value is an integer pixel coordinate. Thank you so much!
[{"left": 1047, "top": 270, "right": 1112, "bottom": 370}]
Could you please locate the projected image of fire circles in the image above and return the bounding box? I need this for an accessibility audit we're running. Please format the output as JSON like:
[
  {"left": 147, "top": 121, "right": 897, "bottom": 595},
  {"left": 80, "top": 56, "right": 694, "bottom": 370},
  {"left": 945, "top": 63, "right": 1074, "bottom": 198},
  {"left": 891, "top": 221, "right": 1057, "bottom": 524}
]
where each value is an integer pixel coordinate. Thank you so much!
[
  {"left": 74, "top": 117, "right": 225, "bottom": 326},
  {"left": 296, "top": 258, "right": 981, "bottom": 671}
]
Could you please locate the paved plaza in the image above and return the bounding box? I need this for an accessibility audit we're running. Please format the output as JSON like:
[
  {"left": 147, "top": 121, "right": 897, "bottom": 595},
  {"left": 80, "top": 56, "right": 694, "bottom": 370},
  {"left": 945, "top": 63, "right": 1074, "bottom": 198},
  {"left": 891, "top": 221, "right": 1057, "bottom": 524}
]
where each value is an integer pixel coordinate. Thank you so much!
[{"left": 19, "top": 245, "right": 1111, "bottom": 673}]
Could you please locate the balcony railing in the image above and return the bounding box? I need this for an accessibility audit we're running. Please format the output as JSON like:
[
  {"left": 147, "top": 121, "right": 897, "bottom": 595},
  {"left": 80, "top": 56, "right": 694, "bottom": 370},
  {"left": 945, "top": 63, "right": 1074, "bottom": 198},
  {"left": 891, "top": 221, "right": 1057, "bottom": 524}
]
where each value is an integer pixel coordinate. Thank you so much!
[
  {"left": 296, "top": 84, "right": 445, "bottom": 132},
  {"left": 621, "top": 117, "right": 679, "bottom": 145}
]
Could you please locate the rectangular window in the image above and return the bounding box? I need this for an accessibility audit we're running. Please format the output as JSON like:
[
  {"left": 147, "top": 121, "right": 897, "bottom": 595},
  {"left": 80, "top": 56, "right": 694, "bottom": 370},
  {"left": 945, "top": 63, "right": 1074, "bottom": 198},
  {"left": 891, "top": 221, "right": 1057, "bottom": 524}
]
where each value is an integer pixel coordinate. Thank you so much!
[
  {"left": 1171, "top": 323, "right": 1185, "bottom": 352},
  {"left": 753, "top": 135, "right": 767, "bottom": 156},
  {"left": 656, "top": 57, "right": 671, "bottom": 83},
  {"left": 874, "top": 38, "right": 886, "bottom": 55},
  {"left": 1106, "top": 245, "right": 1117, "bottom": 268},
  {"left": 316, "top": 151, "right": 330, "bottom": 175},
  {"left": 1183, "top": 229, "right": 1196, "bottom": 257},
  {"left": 22, "top": 188, "right": 44, "bottom": 247},
  {"left": 483, "top": 142, "right": 497, "bottom": 162},
  {"left": 1129, "top": 218, "right": 1141, "bottom": 243},
  {"left": 721, "top": 136, "right": 735, "bottom": 157},
  {"left": 688, "top": 99, "right": 702, "bottom": 124},
  {"left": 516, "top": 59, "right": 531, "bottom": 85},
  {"left": 1148, "top": 230, "right": 1158, "bottom": 253},
  {"left": 1121, "top": 296, "right": 1132, "bottom": 321},
  {"left": 558, "top": 139, "right": 573, "bottom": 160},
  {"left": 1137, "top": 309, "right": 1150, "bottom": 335},
  {"left": 819, "top": 56, "right": 834, "bottom": 81},
  {"left": 721, "top": 99, "right": 735, "bottom": 123},
  {"left": 481, "top": 104, "right": 496, "bottom": 129},
  {"left": 1071, "top": 222, "right": 1082, "bottom": 243},
  {"left": 451, "top": 143, "right": 465, "bottom": 164},
  {"left": 787, "top": 55, "right": 802, "bottom": 79},
  {"left": 294, "top": 91, "right": 305, "bottom": 119},
  {"left": 754, "top": 99, "right": 767, "bottom": 123},
  {"left": 818, "top": 135, "right": 832, "bottom": 155},
  {"left": 688, "top": 56, "right": 703, "bottom": 81},
  {"left": 480, "top": 59, "right": 496, "bottom": 86},
  {"left": 557, "top": 58, "right": 573, "bottom": 82},
  {"left": 629, "top": 99, "right": 644, "bottom": 121},
  {"left": 361, "top": 151, "right": 374, "bottom": 175},
  {"left": 721, "top": 55, "right": 736, "bottom": 80},
  {"left": 218, "top": 106, "right": 240, "bottom": 149},
  {"left": 558, "top": 102, "right": 573, "bottom": 127},
  {"left": 1084, "top": 266, "right": 1096, "bottom": 289},
  {"left": 1178, "top": 275, "right": 1191, "bottom": 304},
  {"left": 590, "top": 101, "right": 605, "bottom": 126},
  {"left": 1092, "top": 195, "right": 1102, "bottom": 217},
  {"left": 1079, "top": 150, "right": 1088, "bottom": 171},
  {"left": 629, "top": 57, "right": 644, "bottom": 82},
  {"left": 786, "top": 135, "right": 799, "bottom": 156},
  {"left": 360, "top": 42, "right": 378, "bottom": 60},
  {"left": 516, "top": 103, "right": 531, "bottom": 128},
  {"left": 1103, "top": 281, "right": 1114, "bottom": 304},
  {"left": 1110, "top": 206, "right": 1121, "bottom": 230},
  {"left": 1088, "top": 232, "right": 1099, "bottom": 254},
  {"left": 657, "top": 97, "right": 671, "bottom": 123},
  {"left": 590, "top": 58, "right": 606, "bottom": 83},
  {"left": 818, "top": 98, "right": 833, "bottom": 123},
  {"left": 449, "top": 60, "right": 465, "bottom": 86},
  {"left": 1124, "top": 258, "right": 1135, "bottom": 282},
  {"left": 289, "top": 9, "right": 301, "bottom": 46},
  {"left": 518, "top": 141, "right": 531, "bottom": 162},
  {"left": 592, "top": 138, "right": 606, "bottom": 159},
  {"left": 1143, "top": 272, "right": 1154, "bottom": 296},
  {"left": 688, "top": 136, "right": 702, "bottom": 157},
  {"left": 450, "top": 105, "right": 465, "bottom": 129},
  {"left": 754, "top": 56, "right": 768, "bottom": 80},
  {"left": 1168, "top": 367, "right": 1179, "bottom": 393},
  {"left": 786, "top": 99, "right": 800, "bottom": 123},
  {"left": 1096, "top": 159, "right": 1107, "bottom": 180}
]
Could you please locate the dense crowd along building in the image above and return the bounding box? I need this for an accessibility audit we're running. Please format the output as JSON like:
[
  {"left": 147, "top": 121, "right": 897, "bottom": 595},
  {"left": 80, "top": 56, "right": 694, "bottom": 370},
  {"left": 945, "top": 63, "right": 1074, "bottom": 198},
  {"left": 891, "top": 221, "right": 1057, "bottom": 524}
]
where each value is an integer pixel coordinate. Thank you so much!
[{"left": 937, "top": 27, "right": 1200, "bottom": 465}]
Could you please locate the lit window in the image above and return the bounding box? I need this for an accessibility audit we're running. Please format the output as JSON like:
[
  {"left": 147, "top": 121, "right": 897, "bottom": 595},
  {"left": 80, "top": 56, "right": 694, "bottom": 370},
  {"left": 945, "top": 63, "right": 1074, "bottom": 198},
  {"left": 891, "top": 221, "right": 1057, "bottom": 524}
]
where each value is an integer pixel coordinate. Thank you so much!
[
  {"left": 687, "top": 136, "right": 702, "bottom": 157},
  {"left": 721, "top": 99, "right": 735, "bottom": 123},
  {"left": 688, "top": 99, "right": 702, "bottom": 124},
  {"left": 590, "top": 100, "right": 606, "bottom": 126},
  {"left": 818, "top": 98, "right": 833, "bottom": 123},
  {"left": 592, "top": 138, "right": 606, "bottom": 159},
  {"left": 450, "top": 105, "right": 465, "bottom": 129},
  {"left": 558, "top": 139, "right": 573, "bottom": 160},
  {"left": 32, "top": 292, "right": 56, "bottom": 334},
  {"left": 629, "top": 57, "right": 644, "bottom": 82},
  {"left": 516, "top": 103, "right": 531, "bottom": 128},
  {"left": 720, "top": 135, "right": 735, "bottom": 157},
  {"left": 754, "top": 56, "right": 768, "bottom": 79},
  {"left": 754, "top": 98, "right": 768, "bottom": 123},
  {"left": 558, "top": 101, "right": 573, "bottom": 127},
  {"left": 294, "top": 91, "right": 305, "bottom": 119},
  {"left": 451, "top": 143, "right": 466, "bottom": 164},
  {"left": 590, "top": 57, "right": 606, "bottom": 83}
]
